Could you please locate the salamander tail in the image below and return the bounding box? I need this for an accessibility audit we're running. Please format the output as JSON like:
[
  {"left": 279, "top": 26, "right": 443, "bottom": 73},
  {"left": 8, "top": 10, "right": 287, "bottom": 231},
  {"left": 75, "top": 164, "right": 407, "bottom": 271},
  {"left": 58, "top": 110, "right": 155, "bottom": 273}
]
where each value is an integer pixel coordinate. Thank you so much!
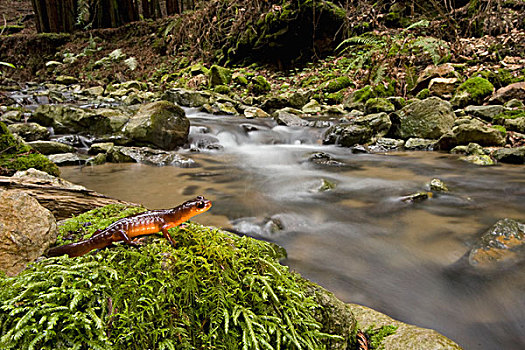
[{"left": 46, "top": 241, "right": 95, "bottom": 258}]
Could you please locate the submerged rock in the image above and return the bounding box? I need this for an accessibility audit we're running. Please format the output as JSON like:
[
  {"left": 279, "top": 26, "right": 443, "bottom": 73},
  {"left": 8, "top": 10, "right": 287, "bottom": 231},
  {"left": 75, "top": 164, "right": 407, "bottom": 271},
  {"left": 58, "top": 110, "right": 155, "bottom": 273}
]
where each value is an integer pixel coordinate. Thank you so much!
[
  {"left": 107, "top": 146, "right": 195, "bottom": 167},
  {"left": 468, "top": 218, "right": 525, "bottom": 271},
  {"left": 0, "top": 190, "right": 57, "bottom": 276},
  {"left": 429, "top": 178, "right": 449, "bottom": 192}
]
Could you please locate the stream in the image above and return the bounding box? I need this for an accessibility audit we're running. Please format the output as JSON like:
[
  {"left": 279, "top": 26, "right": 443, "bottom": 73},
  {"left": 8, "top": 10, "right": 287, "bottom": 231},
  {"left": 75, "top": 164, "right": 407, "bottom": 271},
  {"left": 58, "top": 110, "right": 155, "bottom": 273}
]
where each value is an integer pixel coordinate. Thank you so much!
[{"left": 59, "top": 108, "right": 525, "bottom": 350}]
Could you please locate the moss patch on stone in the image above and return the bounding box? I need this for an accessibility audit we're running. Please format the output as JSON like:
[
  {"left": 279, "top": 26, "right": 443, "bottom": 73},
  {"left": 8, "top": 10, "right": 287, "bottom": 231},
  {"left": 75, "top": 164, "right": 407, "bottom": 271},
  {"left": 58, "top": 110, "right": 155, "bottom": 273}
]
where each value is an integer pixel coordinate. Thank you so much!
[
  {"left": 0, "top": 121, "right": 59, "bottom": 176},
  {"left": 0, "top": 204, "right": 347, "bottom": 349}
]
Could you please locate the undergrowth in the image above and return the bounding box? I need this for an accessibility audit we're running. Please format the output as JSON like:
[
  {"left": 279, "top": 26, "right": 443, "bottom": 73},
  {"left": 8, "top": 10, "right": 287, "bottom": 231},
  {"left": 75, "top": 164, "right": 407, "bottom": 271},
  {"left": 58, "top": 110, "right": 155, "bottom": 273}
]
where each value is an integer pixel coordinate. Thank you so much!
[{"left": 0, "top": 205, "right": 341, "bottom": 349}]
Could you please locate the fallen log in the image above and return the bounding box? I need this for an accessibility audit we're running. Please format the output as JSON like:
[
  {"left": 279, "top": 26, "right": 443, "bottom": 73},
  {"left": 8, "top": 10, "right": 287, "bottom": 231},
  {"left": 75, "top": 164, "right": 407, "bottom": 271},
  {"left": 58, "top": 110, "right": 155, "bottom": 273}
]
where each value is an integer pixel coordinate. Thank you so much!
[{"left": 0, "top": 169, "right": 137, "bottom": 220}]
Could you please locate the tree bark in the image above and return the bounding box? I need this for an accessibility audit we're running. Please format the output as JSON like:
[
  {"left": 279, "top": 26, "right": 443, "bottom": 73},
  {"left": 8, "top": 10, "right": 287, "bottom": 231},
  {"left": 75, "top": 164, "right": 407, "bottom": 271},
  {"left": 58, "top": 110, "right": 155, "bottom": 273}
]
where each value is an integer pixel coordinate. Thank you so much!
[{"left": 0, "top": 175, "right": 137, "bottom": 220}]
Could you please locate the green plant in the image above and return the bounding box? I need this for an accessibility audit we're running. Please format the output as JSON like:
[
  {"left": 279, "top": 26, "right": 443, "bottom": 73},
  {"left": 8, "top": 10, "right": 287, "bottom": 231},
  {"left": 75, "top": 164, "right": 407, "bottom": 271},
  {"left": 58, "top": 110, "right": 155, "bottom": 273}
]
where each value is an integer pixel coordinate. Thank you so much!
[{"left": 0, "top": 205, "right": 341, "bottom": 349}]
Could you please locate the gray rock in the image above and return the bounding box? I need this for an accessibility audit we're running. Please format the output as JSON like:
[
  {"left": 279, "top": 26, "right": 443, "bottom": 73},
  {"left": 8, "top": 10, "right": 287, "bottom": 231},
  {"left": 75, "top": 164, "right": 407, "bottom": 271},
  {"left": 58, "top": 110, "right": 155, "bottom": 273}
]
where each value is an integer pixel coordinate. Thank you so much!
[
  {"left": 123, "top": 101, "right": 189, "bottom": 150},
  {"left": 504, "top": 117, "right": 525, "bottom": 133},
  {"left": 27, "top": 140, "right": 75, "bottom": 155},
  {"left": 163, "top": 88, "right": 212, "bottom": 107},
  {"left": 244, "top": 106, "right": 270, "bottom": 119},
  {"left": 7, "top": 122, "right": 50, "bottom": 141},
  {"left": 349, "top": 303, "right": 462, "bottom": 350},
  {"left": 468, "top": 218, "right": 525, "bottom": 271},
  {"left": 428, "top": 77, "right": 458, "bottom": 98},
  {"left": 373, "top": 137, "right": 405, "bottom": 151},
  {"left": 436, "top": 120, "right": 505, "bottom": 150},
  {"left": 47, "top": 152, "right": 87, "bottom": 166},
  {"left": 491, "top": 146, "right": 525, "bottom": 164},
  {"left": 0, "top": 190, "right": 57, "bottom": 276},
  {"left": 273, "top": 108, "right": 309, "bottom": 127},
  {"left": 460, "top": 154, "right": 495, "bottom": 166},
  {"left": 464, "top": 105, "right": 506, "bottom": 122},
  {"left": 404, "top": 138, "right": 436, "bottom": 151},
  {"left": 107, "top": 146, "right": 195, "bottom": 167},
  {"left": 365, "top": 98, "right": 395, "bottom": 114},
  {"left": 88, "top": 142, "right": 115, "bottom": 155},
  {"left": 302, "top": 99, "right": 322, "bottom": 114},
  {"left": 391, "top": 97, "right": 455, "bottom": 140},
  {"left": 323, "top": 113, "right": 391, "bottom": 147}
]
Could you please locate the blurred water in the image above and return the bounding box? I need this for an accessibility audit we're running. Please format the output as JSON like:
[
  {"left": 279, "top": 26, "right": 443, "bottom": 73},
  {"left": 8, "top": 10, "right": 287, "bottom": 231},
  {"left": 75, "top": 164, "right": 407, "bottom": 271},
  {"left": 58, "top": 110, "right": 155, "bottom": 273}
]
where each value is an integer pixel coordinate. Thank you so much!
[{"left": 61, "top": 109, "right": 525, "bottom": 349}]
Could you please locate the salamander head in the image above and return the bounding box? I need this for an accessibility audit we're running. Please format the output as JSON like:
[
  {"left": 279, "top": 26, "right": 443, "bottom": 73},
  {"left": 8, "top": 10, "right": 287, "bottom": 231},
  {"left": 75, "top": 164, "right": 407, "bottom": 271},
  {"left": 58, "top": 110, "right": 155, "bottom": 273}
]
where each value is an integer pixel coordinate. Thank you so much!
[{"left": 182, "top": 195, "right": 212, "bottom": 215}]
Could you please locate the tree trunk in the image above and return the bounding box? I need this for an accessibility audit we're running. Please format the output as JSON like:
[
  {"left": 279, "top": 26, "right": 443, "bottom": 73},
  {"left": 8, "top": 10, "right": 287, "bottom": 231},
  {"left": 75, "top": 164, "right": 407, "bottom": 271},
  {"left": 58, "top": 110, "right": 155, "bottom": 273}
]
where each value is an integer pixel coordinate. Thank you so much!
[{"left": 0, "top": 175, "right": 137, "bottom": 220}]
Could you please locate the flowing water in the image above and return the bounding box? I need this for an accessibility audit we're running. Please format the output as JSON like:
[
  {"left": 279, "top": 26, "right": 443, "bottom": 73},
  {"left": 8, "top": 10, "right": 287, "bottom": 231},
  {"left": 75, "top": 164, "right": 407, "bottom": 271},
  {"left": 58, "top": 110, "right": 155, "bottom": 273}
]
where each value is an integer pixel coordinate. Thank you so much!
[{"left": 60, "top": 108, "right": 525, "bottom": 350}]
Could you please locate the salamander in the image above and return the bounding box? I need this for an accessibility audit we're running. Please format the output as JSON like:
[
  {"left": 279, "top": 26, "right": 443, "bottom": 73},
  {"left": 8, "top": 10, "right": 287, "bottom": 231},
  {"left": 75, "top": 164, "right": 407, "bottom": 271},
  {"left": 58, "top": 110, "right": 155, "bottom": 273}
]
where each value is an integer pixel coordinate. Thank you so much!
[{"left": 47, "top": 196, "right": 212, "bottom": 258}]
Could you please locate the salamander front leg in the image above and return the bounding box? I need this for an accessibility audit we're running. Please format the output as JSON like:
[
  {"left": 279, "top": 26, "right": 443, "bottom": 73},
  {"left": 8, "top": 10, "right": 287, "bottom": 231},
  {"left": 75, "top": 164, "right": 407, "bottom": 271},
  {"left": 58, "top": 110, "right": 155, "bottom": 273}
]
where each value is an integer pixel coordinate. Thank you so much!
[{"left": 161, "top": 227, "right": 176, "bottom": 247}]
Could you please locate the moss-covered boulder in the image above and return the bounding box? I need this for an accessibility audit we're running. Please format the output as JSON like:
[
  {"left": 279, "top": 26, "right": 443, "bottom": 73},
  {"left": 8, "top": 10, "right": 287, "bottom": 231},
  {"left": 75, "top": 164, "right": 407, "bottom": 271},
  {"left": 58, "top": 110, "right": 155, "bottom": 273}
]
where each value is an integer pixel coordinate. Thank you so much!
[
  {"left": 163, "top": 88, "right": 212, "bottom": 107},
  {"left": 249, "top": 75, "right": 271, "bottom": 95},
  {"left": 451, "top": 77, "right": 495, "bottom": 108},
  {"left": 7, "top": 122, "right": 50, "bottom": 141},
  {"left": 123, "top": 101, "right": 189, "bottom": 150},
  {"left": 0, "top": 122, "right": 59, "bottom": 176},
  {"left": 436, "top": 119, "right": 506, "bottom": 150},
  {"left": 390, "top": 97, "right": 455, "bottom": 140},
  {"left": 365, "top": 98, "right": 396, "bottom": 114},
  {"left": 208, "top": 65, "right": 232, "bottom": 88},
  {"left": 322, "top": 76, "right": 353, "bottom": 93},
  {"left": 0, "top": 204, "right": 356, "bottom": 349},
  {"left": 323, "top": 112, "right": 391, "bottom": 147}
]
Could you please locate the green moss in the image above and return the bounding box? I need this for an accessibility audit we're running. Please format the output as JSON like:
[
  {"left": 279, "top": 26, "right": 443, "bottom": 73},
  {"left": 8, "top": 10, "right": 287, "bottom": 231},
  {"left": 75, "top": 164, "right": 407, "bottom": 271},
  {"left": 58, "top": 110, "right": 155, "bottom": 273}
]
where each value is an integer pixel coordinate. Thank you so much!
[
  {"left": 493, "top": 109, "right": 525, "bottom": 121},
  {"left": 0, "top": 205, "right": 341, "bottom": 349},
  {"left": 208, "top": 65, "right": 232, "bottom": 88},
  {"left": 352, "top": 85, "right": 373, "bottom": 103},
  {"left": 213, "top": 84, "right": 232, "bottom": 95},
  {"left": 366, "top": 325, "right": 398, "bottom": 349},
  {"left": 416, "top": 88, "right": 430, "bottom": 99},
  {"left": 322, "top": 76, "right": 353, "bottom": 93},
  {"left": 325, "top": 91, "right": 344, "bottom": 104},
  {"left": 455, "top": 77, "right": 494, "bottom": 103},
  {"left": 249, "top": 75, "right": 271, "bottom": 95},
  {"left": 491, "top": 125, "right": 507, "bottom": 136},
  {"left": 0, "top": 122, "right": 59, "bottom": 176}
]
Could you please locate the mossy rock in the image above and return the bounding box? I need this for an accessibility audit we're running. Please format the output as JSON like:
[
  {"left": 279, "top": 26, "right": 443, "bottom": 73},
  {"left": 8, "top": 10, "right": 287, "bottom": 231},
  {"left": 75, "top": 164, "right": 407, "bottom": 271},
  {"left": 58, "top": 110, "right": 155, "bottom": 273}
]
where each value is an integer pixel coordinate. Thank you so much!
[
  {"left": 0, "top": 122, "right": 59, "bottom": 176},
  {"left": 208, "top": 65, "right": 232, "bottom": 88},
  {"left": 365, "top": 98, "right": 395, "bottom": 114},
  {"left": 249, "top": 75, "right": 272, "bottom": 95},
  {"left": 322, "top": 76, "right": 353, "bottom": 93},
  {"left": 213, "top": 84, "right": 231, "bottom": 95},
  {"left": 0, "top": 204, "right": 355, "bottom": 349},
  {"left": 451, "top": 77, "right": 494, "bottom": 108}
]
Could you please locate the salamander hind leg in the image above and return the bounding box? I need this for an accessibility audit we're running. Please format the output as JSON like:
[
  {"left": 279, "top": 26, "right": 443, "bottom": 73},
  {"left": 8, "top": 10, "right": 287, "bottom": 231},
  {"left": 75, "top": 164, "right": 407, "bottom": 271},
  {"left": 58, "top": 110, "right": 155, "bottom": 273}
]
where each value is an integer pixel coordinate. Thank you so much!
[{"left": 119, "top": 230, "right": 142, "bottom": 246}]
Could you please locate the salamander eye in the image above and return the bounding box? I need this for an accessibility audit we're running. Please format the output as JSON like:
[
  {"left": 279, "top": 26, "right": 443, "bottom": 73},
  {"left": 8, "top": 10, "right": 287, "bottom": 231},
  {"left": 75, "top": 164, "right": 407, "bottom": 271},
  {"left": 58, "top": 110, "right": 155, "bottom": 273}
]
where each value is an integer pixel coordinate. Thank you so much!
[{"left": 196, "top": 201, "right": 206, "bottom": 209}]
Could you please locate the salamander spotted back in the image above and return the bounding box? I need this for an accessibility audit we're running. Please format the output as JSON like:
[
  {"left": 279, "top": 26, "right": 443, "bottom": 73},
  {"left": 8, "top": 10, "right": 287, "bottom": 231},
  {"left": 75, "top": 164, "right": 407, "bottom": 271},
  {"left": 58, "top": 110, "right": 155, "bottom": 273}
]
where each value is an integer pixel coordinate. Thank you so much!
[{"left": 47, "top": 196, "right": 212, "bottom": 258}]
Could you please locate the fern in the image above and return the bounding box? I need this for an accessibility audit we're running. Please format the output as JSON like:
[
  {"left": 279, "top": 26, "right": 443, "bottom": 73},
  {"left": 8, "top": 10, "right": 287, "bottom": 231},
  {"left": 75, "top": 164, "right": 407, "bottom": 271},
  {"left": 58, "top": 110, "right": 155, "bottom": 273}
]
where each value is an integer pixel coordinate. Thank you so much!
[
  {"left": 336, "top": 34, "right": 386, "bottom": 54},
  {"left": 410, "top": 37, "right": 450, "bottom": 65}
]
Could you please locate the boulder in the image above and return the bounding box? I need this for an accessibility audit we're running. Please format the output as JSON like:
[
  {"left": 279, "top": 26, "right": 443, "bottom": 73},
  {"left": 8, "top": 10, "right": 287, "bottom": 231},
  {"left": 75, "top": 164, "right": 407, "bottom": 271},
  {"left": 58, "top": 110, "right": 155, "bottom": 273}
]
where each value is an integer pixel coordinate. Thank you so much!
[
  {"left": 349, "top": 303, "right": 462, "bottom": 350},
  {"left": 390, "top": 97, "right": 455, "bottom": 140},
  {"left": 489, "top": 82, "right": 525, "bottom": 104},
  {"left": 273, "top": 108, "right": 309, "bottom": 127},
  {"left": 0, "top": 110, "right": 24, "bottom": 124},
  {"left": 7, "top": 122, "right": 50, "bottom": 141},
  {"left": 302, "top": 99, "right": 322, "bottom": 114},
  {"left": 27, "top": 140, "right": 75, "bottom": 155},
  {"left": 464, "top": 105, "right": 506, "bottom": 122},
  {"left": 411, "top": 63, "right": 456, "bottom": 93},
  {"left": 323, "top": 112, "right": 391, "bottom": 147},
  {"left": 365, "top": 98, "right": 395, "bottom": 114},
  {"left": 208, "top": 65, "right": 232, "bottom": 88},
  {"left": 244, "top": 106, "right": 270, "bottom": 119},
  {"left": 436, "top": 120, "right": 505, "bottom": 150},
  {"left": 504, "top": 117, "right": 525, "bottom": 133},
  {"left": 0, "top": 190, "right": 57, "bottom": 276},
  {"left": 163, "top": 88, "right": 212, "bottom": 107},
  {"left": 47, "top": 152, "right": 88, "bottom": 166},
  {"left": 468, "top": 218, "right": 525, "bottom": 271},
  {"left": 404, "top": 138, "right": 436, "bottom": 151},
  {"left": 249, "top": 75, "right": 271, "bottom": 95},
  {"left": 451, "top": 77, "right": 494, "bottom": 108},
  {"left": 123, "top": 101, "right": 189, "bottom": 150},
  {"left": 491, "top": 146, "right": 525, "bottom": 164}
]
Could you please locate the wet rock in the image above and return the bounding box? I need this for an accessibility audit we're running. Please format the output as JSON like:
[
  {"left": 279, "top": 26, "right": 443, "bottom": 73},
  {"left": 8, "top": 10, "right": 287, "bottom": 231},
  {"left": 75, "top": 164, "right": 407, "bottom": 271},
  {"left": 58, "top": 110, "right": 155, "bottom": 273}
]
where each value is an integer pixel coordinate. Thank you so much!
[
  {"left": 429, "top": 178, "right": 449, "bottom": 192},
  {"left": 273, "top": 108, "right": 309, "bottom": 127},
  {"left": 491, "top": 146, "right": 525, "bottom": 164},
  {"left": 7, "top": 122, "right": 50, "bottom": 141},
  {"left": 404, "top": 138, "right": 436, "bottom": 151},
  {"left": 311, "top": 178, "right": 336, "bottom": 192},
  {"left": 27, "top": 140, "right": 75, "bottom": 155},
  {"left": 468, "top": 218, "right": 525, "bottom": 271},
  {"left": 460, "top": 154, "right": 495, "bottom": 166},
  {"left": 0, "top": 190, "right": 57, "bottom": 276},
  {"left": 163, "top": 88, "right": 211, "bottom": 107},
  {"left": 123, "top": 101, "right": 189, "bottom": 150},
  {"left": 324, "top": 112, "right": 391, "bottom": 147},
  {"left": 365, "top": 98, "right": 395, "bottom": 114},
  {"left": 306, "top": 152, "right": 344, "bottom": 166},
  {"left": 302, "top": 99, "right": 322, "bottom": 114},
  {"left": 47, "top": 152, "right": 88, "bottom": 166},
  {"left": 489, "top": 82, "right": 525, "bottom": 104},
  {"left": 428, "top": 77, "right": 458, "bottom": 98},
  {"left": 373, "top": 137, "right": 405, "bottom": 151},
  {"left": 451, "top": 77, "right": 494, "bottom": 108},
  {"left": 55, "top": 75, "right": 78, "bottom": 85},
  {"left": 349, "top": 303, "right": 462, "bottom": 350},
  {"left": 201, "top": 102, "right": 238, "bottom": 115},
  {"left": 244, "top": 106, "right": 270, "bottom": 119},
  {"left": 54, "top": 134, "right": 93, "bottom": 148},
  {"left": 390, "top": 97, "right": 455, "bottom": 140},
  {"left": 400, "top": 191, "right": 432, "bottom": 203},
  {"left": 188, "top": 134, "right": 223, "bottom": 151},
  {"left": 88, "top": 142, "right": 115, "bottom": 155},
  {"left": 464, "top": 105, "right": 506, "bottom": 122},
  {"left": 436, "top": 120, "right": 505, "bottom": 150},
  {"left": 107, "top": 146, "right": 195, "bottom": 167},
  {"left": 0, "top": 110, "right": 25, "bottom": 124}
]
